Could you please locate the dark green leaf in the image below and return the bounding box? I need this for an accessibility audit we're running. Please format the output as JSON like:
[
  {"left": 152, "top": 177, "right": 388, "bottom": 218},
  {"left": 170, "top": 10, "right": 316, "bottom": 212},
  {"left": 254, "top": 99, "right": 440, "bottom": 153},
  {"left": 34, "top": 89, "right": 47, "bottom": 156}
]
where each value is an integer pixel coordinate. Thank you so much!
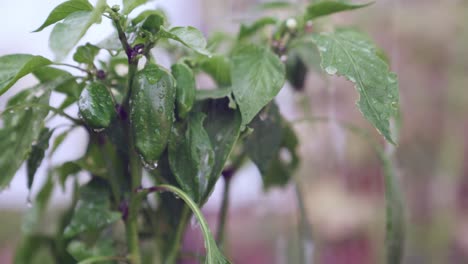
[
  {"left": 238, "top": 17, "right": 278, "bottom": 40},
  {"left": 49, "top": 129, "right": 71, "bottom": 157},
  {"left": 27, "top": 128, "right": 54, "bottom": 190},
  {"left": 196, "top": 87, "right": 232, "bottom": 101},
  {"left": 0, "top": 89, "right": 50, "bottom": 187},
  {"left": 64, "top": 180, "right": 121, "bottom": 238},
  {"left": 305, "top": 0, "right": 373, "bottom": 21},
  {"left": 54, "top": 162, "right": 82, "bottom": 189},
  {"left": 73, "top": 43, "right": 100, "bottom": 65},
  {"left": 141, "top": 12, "right": 167, "bottom": 35},
  {"left": 123, "top": 0, "right": 148, "bottom": 15},
  {"left": 49, "top": 0, "right": 106, "bottom": 60},
  {"left": 199, "top": 98, "right": 242, "bottom": 203},
  {"left": 312, "top": 29, "right": 399, "bottom": 143},
  {"left": 0, "top": 54, "right": 51, "bottom": 95},
  {"left": 160, "top": 26, "right": 211, "bottom": 56},
  {"left": 169, "top": 113, "right": 215, "bottom": 202},
  {"left": 22, "top": 172, "right": 54, "bottom": 235},
  {"left": 199, "top": 55, "right": 231, "bottom": 87},
  {"left": 33, "top": 0, "right": 93, "bottom": 32},
  {"left": 231, "top": 44, "right": 285, "bottom": 127},
  {"left": 172, "top": 62, "right": 196, "bottom": 119},
  {"left": 286, "top": 51, "right": 308, "bottom": 91},
  {"left": 132, "top": 9, "right": 167, "bottom": 26}
]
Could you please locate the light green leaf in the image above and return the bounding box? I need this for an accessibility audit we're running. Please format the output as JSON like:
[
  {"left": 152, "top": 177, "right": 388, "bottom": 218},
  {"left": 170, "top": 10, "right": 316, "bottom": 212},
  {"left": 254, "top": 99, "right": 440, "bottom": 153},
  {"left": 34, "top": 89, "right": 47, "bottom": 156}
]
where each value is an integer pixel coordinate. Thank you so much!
[
  {"left": 64, "top": 180, "right": 121, "bottom": 238},
  {"left": 49, "top": 0, "right": 106, "bottom": 60},
  {"left": 21, "top": 172, "right": 54, "bottom": 235},
  {"left": 33, "top": 0, "right": 93, "bottom": 32},
  {"left": 0, "top": 88, "right": 50, "bottom": 187},
  {"left": 312, "top": 29, "right": 399, "bottom": 143},
  {"left": 123, "top": 0, "right": 148, "bottom": 15},
  {"left": 27, "top": 128, "right": 54, "bottom": 190},
  {"left": 305, "top": 0, "right": 373, "bottom": 21},
  {"left": 169, "top": 113, "right": 215, "bottom": 203},
  {"left": 199, "top": 55, "right": 232, "bottom": 87},
  {"left": 254, "top": 1, "right": 294, "bottom": 10},
  {"left": 160, "top": 26, "right": 211, "bottom": 56},
  {"left": 238, "top": 17, "right": 278, "bottom": 40},
  {"left": 231, "top": 44, "right": 285, "bottom": 127},
  {"left": 73, "top": 43, "right": 100, "bottom": 65},
  {"left": 33, "top": 66, "right": 82, "bottom": 98},
  {"left": 67, "top": 237, "right": 115, "bottom": 263},
  {"left": 0, "top": 54, "right": 51, "bottom": 95},
  {"left": 199, "top": 98, "right": 242, "bottom": 203}
]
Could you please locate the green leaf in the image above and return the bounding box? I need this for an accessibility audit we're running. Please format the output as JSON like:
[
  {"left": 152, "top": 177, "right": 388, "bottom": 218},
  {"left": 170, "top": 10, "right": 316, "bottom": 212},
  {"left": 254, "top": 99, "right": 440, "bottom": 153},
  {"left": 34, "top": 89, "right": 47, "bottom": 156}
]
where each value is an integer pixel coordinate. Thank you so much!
[
  {"left": 231, "top": 44, "right": 285, "bottom": 127},
  {"left": 0, "top": 89, "right": 51, "bottom": 187},
  {"left": 160, "top": 26, "right": 211, "bottom": 56},
  {"left": 199, "top": 98, "right": 242, "bottom": 203},
  {"left": 123, "top": 0, "right": 148, "bottom": 15},
  {"left": 238, "top": 17, "right": 278, "bottom": 40},
  {"left": 169, "top": 113, "right": 215, "bottom": 202},
  {"left": 0, "top": 54, "right": 52, "bottom": 95},
  {"left": 33, "top": 0, "right": 93, "bottom": 32},
  {"left": 148, "top": 185, "right": 231, "bottom": 264},
  {"left": 132, "top": 9, "right": 167, "bottom": 26},
  {"left": 312, "top": 29, "right": 399, "bottom": 143},
  {"left": 171, "top": 62, "right": 196, "bottom": 119},
  {"left": 49, "top": 129, "right": 71, "bottom": 157},
  {"left": 54, "top": 161, "right": 82, "bottom": 189},
  {"left": 49, "top": 0, "right": 106, "bottom": 60},
  {"left": 305, "top": 0, "right": 373, "bottom": 21},
  {"left": 21, "top": 172, "right": 54, "bottom": 235},
  {"left": 33, "top": 67, "right": 81, "bottom": 98},
  {"left": 64, "top": 180, "right": 121, "bottom": 238},
  {"left": 67, "top": 237, "right": 115, "bottom": 263},
  {"left": 199, "top": 55, "right": 232, "bottom": 87},
  {"left": 196, "top": 87, "right": 232, "bottom": 101},
  {"left": 73, "top": 43, "right": 100, "bottom": 65},
  {"left": 254, "top": 1, "right": 294, "bottom": 10},
  {"left": 27, "top": 128, "right": 54, "bottom": 190}
]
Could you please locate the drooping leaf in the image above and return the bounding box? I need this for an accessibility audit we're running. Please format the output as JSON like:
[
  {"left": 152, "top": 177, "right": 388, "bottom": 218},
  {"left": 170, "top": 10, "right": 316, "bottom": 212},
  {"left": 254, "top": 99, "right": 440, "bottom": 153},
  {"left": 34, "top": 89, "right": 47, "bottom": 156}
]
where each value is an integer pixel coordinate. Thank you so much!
[
  {"left": 312, "top": 29, "right": 399, "bottom": 143},
  {"left": 199, "top": 55, "right": 231, "bottom": 87},
  {"left": 141, "top": 12, "right": 167, "bottom": 35},
  {"left": 73, "top": 43, "right": 100, "bottom": 65},
  {"left": 49, "top": 0, "right": 106, "bottom": 60},
  {"left": 63, "top": 180, "right": 121, "bottom": 238},
  {"left": 160, "top": 26, "right": 211, "bottom": 56},
  {"left": 22, "top": 172, "right": 54, "bottom": 235},
  {"left": 168, "top": 113, "right": 215, "bottom": 202},
  {"left": 123, "top": 0, "right": 148, "bottom": 15},
  {"left": 27, "top": 128, "right": 54, "bottom": 190},
  {"left": 33, "top": 67, "right": 81, "bottom": 98},
  {"left": 196, "top": 87, "right": 232, "bottom": 101},
  {"left": 238, "top": 17, "right": 278, "bottom": 40},
  {"left": 49, "top": 129, "right": 72, "bottom": 157},
  {"left": 0, "top": 54, "right": 51, "bottom": 95},
  {"left": 33, "top": 0, "right": 93, "bottom": 32},
  {"left": 54, "top": 161, "right": 82, "bottom": 189},
  {"left": 285, "top": 51, "right": 308, "bottom": 91},
  {"left": 0, "top": 89, "right": 51, "bottom": 187},
  {"left": 304, "top": 0, "right": 373, "bottom": 21},
  {"left": 171, "top": 62, "right": 196, "bottom": 119},
  {"left": 231, "top": 44, "right": 285, "bottom": 127},
  {"left": 199, "top": 98, "right": 242, "bottom": 203}
]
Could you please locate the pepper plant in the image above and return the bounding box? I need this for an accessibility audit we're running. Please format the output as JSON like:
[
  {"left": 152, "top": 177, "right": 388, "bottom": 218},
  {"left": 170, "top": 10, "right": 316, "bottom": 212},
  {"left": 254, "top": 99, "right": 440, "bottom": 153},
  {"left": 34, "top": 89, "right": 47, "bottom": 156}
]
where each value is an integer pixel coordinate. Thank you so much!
[{"left": 0, "top": 0, "right": 404, "bottom": 263}]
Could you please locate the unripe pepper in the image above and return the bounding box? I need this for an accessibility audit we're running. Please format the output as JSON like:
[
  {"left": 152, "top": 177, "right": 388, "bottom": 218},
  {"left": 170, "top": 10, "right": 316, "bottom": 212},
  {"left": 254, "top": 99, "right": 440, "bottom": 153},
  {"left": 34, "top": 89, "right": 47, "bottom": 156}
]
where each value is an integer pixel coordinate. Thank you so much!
[
  {"left": 130, "top": 63, "right": 176, "bottom": 165},
  {"left": 78, "top": 82, "right": 116, "bottom": 129},
  {"left": 171, "top": 62, "right": 195, "bottom": 119}
]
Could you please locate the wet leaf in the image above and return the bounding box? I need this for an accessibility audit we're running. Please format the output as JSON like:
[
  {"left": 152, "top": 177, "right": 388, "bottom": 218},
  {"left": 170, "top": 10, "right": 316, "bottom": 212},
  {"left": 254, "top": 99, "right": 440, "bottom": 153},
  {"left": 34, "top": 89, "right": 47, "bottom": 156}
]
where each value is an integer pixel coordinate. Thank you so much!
[
  {"left": 199, "top": 55, "right": 231, "bottom": 87},
  {"left": 196, "top": 87, "right": 232, "bottom": 101},
  {"left": 63, "top": 180, "right": 121, "bottom": 238},
  {"left": 160, "top": 26, "right": 211, "bottom": 56},
  {"left": 123, "top": 0, "right": 148, "bottom": 15},
  {"left": 171, "top": 62, "right": 196, "bottom": 119},
  {"left": 73, "top": 43, "right": 100, "bottom": 65},
  {"left": 27, "top": 128, "right": 54, "bottom": 190},
  {"left": 231, "top": 44, "right": 285, "bottom": 127},
  {"left": 169, "top": 113, "right": 215, "bottom": 202},
  {"left": 238, "top": 17, "right": 278, "bottom": 40},
  {"left": 312, "top": 29, "right": 399, "bottom": 144}
]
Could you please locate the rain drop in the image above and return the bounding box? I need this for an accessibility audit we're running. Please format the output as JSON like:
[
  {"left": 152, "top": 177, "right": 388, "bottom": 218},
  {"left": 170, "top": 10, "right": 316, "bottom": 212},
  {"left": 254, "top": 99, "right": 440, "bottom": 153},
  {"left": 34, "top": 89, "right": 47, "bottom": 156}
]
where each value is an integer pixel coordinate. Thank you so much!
[
  {"left": 26, "top": 194, "right": 33, "bottom": 208},
  {"left": 9, "top": 110, "right": 14, "bottom": 114},
  {"left": 325, "top": 66, "right": 337, "bottom": 75},
  {"left": 93, "top": 128, "right": 105, "bottom": 133}
]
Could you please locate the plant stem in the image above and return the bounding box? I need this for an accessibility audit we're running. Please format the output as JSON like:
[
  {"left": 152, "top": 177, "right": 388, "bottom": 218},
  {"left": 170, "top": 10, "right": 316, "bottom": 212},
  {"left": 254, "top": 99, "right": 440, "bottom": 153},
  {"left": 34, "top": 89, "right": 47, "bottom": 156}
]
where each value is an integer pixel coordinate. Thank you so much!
[
  {"left": 1, "top": 103, "right": 82, "bottom": 125},
  {"left": 53, "top": 62, "right": 91, "bottom": 74},
  {"left": 216, "top": 176, "right": 231, "bottom": 248},
  {"left": 166, "top": 205, "right": 191, "bottom": 264}
]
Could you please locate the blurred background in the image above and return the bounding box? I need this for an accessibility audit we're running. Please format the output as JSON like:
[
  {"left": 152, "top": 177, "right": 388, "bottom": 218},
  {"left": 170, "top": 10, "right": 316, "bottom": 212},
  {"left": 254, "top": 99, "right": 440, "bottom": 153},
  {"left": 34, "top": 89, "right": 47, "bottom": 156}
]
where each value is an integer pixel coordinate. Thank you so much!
[{"left": 1, "top": 0, "right": 468, "bottom": 263}]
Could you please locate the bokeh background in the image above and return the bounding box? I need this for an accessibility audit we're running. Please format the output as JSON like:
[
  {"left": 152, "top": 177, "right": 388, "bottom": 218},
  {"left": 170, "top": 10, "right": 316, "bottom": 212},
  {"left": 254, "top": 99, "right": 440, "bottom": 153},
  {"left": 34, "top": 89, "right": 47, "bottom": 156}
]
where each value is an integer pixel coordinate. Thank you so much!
[{"left": 1, "top": 0, "right": 468, "bottom": 263}]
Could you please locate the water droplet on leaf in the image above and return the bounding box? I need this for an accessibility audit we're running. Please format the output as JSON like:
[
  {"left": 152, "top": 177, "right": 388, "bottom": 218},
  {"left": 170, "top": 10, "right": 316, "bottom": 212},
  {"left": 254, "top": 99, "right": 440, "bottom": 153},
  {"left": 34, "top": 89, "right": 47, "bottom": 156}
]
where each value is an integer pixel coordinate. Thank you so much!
[{"left": 325, "top": 66, "right": 337, "bottom": 75}]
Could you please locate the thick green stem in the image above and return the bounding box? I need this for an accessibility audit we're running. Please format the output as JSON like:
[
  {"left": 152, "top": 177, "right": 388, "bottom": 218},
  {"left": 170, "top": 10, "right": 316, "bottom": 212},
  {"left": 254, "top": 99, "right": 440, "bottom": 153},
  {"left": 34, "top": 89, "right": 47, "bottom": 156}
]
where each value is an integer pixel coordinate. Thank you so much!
[{"left": 165, "top": 205, "right": 191, "bottom": 264}]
